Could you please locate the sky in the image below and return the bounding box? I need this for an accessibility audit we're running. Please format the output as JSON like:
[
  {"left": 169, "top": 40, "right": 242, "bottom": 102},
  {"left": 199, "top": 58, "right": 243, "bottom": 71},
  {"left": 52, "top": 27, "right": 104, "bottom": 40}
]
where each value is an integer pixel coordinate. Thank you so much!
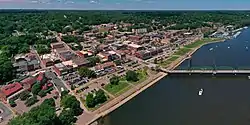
[{"left": 0, "top": 0, "right": 250, "bottom": 10}]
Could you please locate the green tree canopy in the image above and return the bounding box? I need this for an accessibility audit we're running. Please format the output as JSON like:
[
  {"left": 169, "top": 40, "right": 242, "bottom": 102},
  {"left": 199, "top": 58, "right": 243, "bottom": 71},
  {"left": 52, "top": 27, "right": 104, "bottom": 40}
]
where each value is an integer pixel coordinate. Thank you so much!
[
  {"left": 85, "top": 90, "right": 107, "bottom": 108},
  {"left": 126, "top": 70, "right": 139, "bottom": 82},
  {"left": 87, "top": 56, "right": 100, "bottom": 67},
  {"left": 61, "top": 95, "right": 83, "bottom": 116},
  {"left": 78, "top": 67, "right": 96, "bottom": 78},
  {"left": 86, "top": 93, "right": 95, "bottom": 108},
  {"left": 58, "top": 109, "right": 77, "bottom": 125},
  {"left": 31, "top": 83, "right": 42, "bottom": 95},
  {"left": 110, "top": 75, "right": 120, "bottom": 85},
  {"left": 9, "top": 98, "right": 57, "bottom": 125}
]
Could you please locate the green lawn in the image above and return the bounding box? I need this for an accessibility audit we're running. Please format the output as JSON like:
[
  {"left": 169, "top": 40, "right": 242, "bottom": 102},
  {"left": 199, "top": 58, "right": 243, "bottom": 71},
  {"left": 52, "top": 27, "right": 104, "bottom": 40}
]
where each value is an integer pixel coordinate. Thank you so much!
[
  {"left": 159, "top": 56, "right": 179, "bottom": 67},
  {"left": 131, "top": 70, "right": 148, "bottom": 85},
  {"left": 174, "top": 48, "right": 191, "bottom": 56},
  {"left": 185, "top": 38, "right": 223, "bottom": 48},
  {"left": 104, "top": 81, "right": 130, "bottom": 95},
  {"left": 115, "top": 85, "right": 132, "bottom": 96}
]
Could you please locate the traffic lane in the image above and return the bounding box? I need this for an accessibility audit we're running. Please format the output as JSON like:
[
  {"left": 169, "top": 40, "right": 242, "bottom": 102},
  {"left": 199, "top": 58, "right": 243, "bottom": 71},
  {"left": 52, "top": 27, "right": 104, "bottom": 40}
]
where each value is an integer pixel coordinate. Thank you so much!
[{"left": 45, "top": 71, "right": 68, "bottom": 93}]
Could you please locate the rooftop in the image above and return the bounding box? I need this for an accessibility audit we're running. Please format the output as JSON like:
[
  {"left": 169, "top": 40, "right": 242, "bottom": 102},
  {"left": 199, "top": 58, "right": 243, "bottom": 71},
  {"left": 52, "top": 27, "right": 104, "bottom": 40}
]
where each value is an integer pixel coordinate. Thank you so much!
[
  {"left": 1, "top": 82, "right": 23, "bottom": 97},
  {"left": 128, "top": 43, "right": 142, "bottom": 48}
]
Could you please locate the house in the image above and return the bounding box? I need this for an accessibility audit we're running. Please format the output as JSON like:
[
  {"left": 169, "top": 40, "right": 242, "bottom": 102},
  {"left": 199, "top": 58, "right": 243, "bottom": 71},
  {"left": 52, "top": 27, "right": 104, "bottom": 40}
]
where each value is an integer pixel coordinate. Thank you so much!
[
  {"left": 135, "top": 50, "right": 152, "bottom": 60},
  {"left": 94, "top": 62, "right": 116, "bottom": 71},
  {"left": 42, "top": 59, "right": 54, "bottom": 67},
  {"left": 59, "top": 51, "right": 74, "bottom": 61},
  {"left": 78, "top": 51, "right": 91, "bottom": 57},
  {"left": 111, "top": 43, "right": 127, "bottom": 50},
  {"left": 21, "top": 77, "right": 37, "bottom": 90},
  {"left": 37, "top": 72, "right": 47, "bottom": 84},
  {"left": 13, "top": 53, "right": 40, "bottom": 73},
  {"left": 128, "top": 35, "right": 142, "bottom": 42},
  {"left": 132, "top": 28, "right": 147, "bottom": 34},
  {"left": 114, "top": 50, "right": 127, "bottom": 60},
  {"left": 40, "top": 53, "right": 61, "bottom": 67},
  {"left": 53, "top": 63, "right": 70, "bottom": 76},
  {"left": 97, "top": 51, "right": 118, "bottom": 62},
  {"left": 72, "top": 57, "right": 91, "bottom": 67},
  {"left": 51, "top": 42, "right": 64, "bottom": 49},
  {"left": 127, "top": 43, "right": 144, "bottom": 54},
  {"left": 0, "top": 82, "right": 23, "bottom": 101}
]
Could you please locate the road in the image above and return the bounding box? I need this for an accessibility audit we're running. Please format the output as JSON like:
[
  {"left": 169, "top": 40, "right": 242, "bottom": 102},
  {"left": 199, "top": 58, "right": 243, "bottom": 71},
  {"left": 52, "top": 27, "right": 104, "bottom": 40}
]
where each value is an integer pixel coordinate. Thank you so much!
[
  {"left": 45, "top": 71, "right": 68, "bottom": 93},
  {"left": 30, "top": 45, "right": 46, "bottom": 69}
]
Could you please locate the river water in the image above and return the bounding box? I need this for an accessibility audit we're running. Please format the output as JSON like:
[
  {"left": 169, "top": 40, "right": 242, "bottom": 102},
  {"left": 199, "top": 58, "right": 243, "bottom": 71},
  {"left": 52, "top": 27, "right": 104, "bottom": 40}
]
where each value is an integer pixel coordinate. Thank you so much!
[{"left": 102, "top": 28, "right": 250, "bottom": 125}]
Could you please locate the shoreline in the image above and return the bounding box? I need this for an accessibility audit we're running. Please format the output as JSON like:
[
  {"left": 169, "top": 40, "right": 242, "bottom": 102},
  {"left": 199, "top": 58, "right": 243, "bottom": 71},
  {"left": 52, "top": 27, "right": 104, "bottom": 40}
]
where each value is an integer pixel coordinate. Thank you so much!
[
  {"left": 86, "top": 72, "right": 167, "bottom": 125},
  {"left": 166, "top": 39, "right": 225, "bottom": 70},
  {"left": 83, "top": 38, "right": 225, "bottom": 125}
]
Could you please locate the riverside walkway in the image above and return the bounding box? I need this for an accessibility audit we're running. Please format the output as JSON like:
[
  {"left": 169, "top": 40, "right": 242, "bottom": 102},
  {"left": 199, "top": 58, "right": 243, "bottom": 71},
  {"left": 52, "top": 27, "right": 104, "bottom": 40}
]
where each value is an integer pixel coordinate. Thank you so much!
[{"left": 166, "top": 69, "right": 250, "bottom": 74}]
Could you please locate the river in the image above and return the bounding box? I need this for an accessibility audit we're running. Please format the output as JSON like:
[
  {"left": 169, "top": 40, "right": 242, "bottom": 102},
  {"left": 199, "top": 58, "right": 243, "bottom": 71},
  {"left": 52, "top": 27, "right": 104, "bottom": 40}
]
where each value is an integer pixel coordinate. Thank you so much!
[{"left": 101, "top": 28, "right": 250, "bottom": 125}]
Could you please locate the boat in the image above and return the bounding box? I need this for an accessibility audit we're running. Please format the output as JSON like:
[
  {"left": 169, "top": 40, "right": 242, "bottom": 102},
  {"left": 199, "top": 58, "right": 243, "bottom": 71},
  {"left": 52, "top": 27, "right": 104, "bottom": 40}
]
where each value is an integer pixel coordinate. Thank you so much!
[
  {"left": 244, "top": 26, "right": 248, "bottom": 29},
  {"left": 228, "top": 46, "right": 230, "bottom": 49},
  {"left": 246, "top": 47, "right": 248, "bottom": 49},
  {"left": 248, "top": 76, "right": 250, "bottom": 79},
  {"left": 233, "top": 31, "right": 241, "bottom": 38},
  {"left": 198, "top": 88, "right": 203, "bottom": 96},
  {"left": 209, "top": 48, "right": 213, "bottom": 51}
]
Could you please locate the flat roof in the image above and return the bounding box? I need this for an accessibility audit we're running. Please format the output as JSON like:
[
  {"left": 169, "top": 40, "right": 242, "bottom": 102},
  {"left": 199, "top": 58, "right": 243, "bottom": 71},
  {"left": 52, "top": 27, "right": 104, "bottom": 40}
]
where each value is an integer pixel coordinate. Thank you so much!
[{"left": 128, "top": 43, "right": 142, "bottom": 48}]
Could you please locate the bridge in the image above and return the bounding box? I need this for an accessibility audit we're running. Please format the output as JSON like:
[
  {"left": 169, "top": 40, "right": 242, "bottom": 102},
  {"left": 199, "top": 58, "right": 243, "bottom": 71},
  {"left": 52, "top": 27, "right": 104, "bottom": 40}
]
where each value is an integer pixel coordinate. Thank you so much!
[
  {"left": 167, "top": 69, "right": 250, "bottom": 74},
  {"left": 164, "top": 56, "right": 250, "bottom": 74}
]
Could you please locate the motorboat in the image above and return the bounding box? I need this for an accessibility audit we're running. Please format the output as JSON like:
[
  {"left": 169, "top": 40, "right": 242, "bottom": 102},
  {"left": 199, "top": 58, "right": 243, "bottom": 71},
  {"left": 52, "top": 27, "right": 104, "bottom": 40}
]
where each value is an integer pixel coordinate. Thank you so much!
[
  {"left": 209, "top": 48, "right": 213, "bottom": 51},
  {"left": 246, "top": 47, "right": 248, "bottom": 50},
  {"left": 198, "top": 88, "right": 203, "bottom": 96},
  {"left": 228, "top": 46, "right": 230, "bottom": 49}
]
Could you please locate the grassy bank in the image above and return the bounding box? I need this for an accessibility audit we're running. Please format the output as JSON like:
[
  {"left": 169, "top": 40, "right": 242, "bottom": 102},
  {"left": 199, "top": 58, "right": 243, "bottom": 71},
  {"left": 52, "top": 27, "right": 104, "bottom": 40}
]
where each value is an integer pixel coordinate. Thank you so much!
[
  {"left": 159, "top": 56, "right": 179, "bottom": 66},
  {"left": 185, "top": 38, "right": 223, "bottom": 48},
  {"left": 104, "top": 69, "right": 148, "bottom": 96},
  {"left": 104, "top": 81, "right": 130, "bottom": 96},
  {"left": 159, "top": 38, "right": 224, "bottom": 67}
]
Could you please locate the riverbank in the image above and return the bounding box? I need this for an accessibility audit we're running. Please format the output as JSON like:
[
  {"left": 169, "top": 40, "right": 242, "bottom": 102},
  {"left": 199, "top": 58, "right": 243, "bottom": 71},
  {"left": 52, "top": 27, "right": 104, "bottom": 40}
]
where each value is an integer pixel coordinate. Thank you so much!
[
  {"left": 85, "top": 72, "right": 167, "bottom": 125},
  {"left": 160, "top": 38, "right": 225, "bottom": 70},
  {"left": 80, "top": 38, "right": 224, "bottom": 125}
]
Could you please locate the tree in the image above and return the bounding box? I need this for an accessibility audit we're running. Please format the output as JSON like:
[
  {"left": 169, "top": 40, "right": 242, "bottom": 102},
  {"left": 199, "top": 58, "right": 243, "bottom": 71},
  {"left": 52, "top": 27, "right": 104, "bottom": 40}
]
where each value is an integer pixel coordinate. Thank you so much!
[
  {"left": 114, "top": 60, "right": 122, "bottom": 65},
  {"left": 110, "top": 75, "right": 120, "bottom": 85},
  {"left": 9, "top": 98, "right": 57, "bottom": 125},
  {"left": 25, "top": 96, "right": 38, "bottom": 107},
  {"left": 154, "top": 58, "right": 158, "bottom": 64},
  {"left": 36, "top": 44, "right": 51, "bottom": 55},
  {"left": 71, "top": 84, "right": 75, "bottom": 90},
  {"left": 94, "top": 90, "right": 107, "bottom": 104},
  {"left": 0, "top": 54, "right": 14, "bottom": 83},
  {"left": 42, "top": 98, "right": 55, "bottom": 107},
  {"left": 19, "top": 91, "right": 30, "bottom": 101},
  {"left": 38, "top": 90, "right": 47, "bottom": 97},
  {"left": 61, "top": 91, "right": 69, "bottom": 98},
  {"left": 87, "top": 56, "right": 100, "bottom": 66},
  {"left": 85, "top": 90, "right": 107, "bottom": 108},
  {"left": 85, "top": 93, "right": 95, "bottom": 108},
  {"left": 31, "top": 83, "right": 41, "bottom": 95},
  {"left": 78, "top": 67, "right": 96, "bottom": 78},
  {"left": 9, "top": 99, "right": 16, "bottom": 107},
  {"left": 61, "top": 95, "right": 83, "bottom": 116},
  {"left": 58, "top": 109, "right": 77, "bottom": 125},
  {"left": 126, "top": 70, "right": 139, "bottom": 82}
]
